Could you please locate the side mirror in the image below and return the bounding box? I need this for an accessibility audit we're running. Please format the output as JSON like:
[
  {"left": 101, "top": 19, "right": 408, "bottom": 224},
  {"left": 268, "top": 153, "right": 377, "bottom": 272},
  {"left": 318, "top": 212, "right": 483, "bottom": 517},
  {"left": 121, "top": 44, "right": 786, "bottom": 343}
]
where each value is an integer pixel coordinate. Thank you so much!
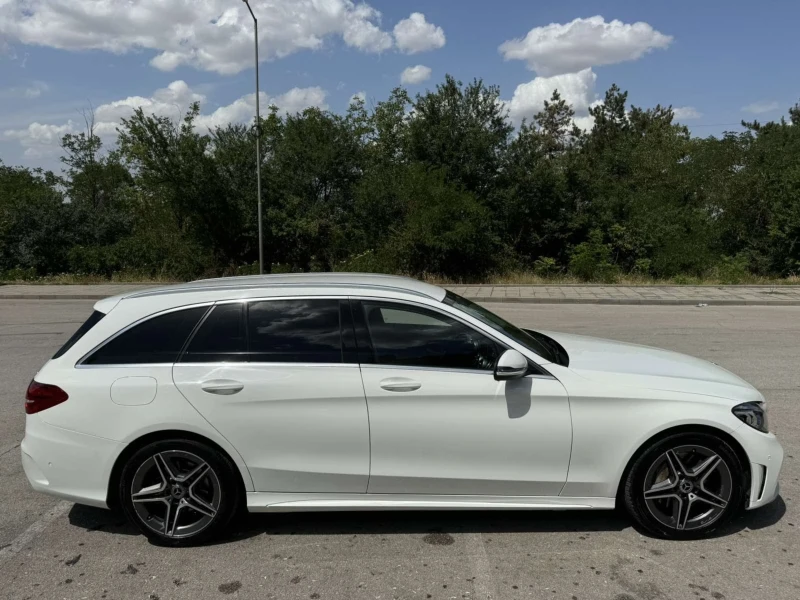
[{"left": 494, "top": 349, "right": 528, "bottom": 381}]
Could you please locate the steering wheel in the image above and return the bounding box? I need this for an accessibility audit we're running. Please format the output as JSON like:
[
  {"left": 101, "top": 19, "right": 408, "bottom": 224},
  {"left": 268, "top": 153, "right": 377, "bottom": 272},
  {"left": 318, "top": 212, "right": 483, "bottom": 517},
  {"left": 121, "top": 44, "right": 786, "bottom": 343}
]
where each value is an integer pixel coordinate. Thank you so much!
[{"left": 467, "top": 335, "right": 496, "bottom": 370}]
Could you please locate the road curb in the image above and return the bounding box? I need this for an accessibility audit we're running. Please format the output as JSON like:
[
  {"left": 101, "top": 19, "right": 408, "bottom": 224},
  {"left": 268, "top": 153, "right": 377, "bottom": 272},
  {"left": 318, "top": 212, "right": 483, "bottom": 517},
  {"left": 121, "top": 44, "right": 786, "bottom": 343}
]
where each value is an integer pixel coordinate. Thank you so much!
[
  {"left": 0, "top": 294, "right": 113, "bottom": 300},
  {"left": 2, "top": 293, "right": 800, "bottom": 306}
]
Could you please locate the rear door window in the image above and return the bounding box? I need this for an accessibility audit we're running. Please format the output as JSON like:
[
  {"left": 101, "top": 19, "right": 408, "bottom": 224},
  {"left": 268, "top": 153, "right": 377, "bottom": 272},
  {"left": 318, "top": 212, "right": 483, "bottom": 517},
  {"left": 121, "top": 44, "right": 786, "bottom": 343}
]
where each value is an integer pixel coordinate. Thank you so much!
[
  {"left": 247, "top": 299, "right": 342, "bottom": 363},
  {"left": 82, "top": 306, "right": 208, "bottom": 365}
]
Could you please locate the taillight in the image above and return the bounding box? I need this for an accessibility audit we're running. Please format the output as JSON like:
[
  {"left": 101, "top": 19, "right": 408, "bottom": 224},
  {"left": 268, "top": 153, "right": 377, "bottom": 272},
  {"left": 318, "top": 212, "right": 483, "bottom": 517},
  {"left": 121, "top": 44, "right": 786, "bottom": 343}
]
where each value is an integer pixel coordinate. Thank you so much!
[{"left": 25, "top": 381, "right": 69, "bottom": 414}]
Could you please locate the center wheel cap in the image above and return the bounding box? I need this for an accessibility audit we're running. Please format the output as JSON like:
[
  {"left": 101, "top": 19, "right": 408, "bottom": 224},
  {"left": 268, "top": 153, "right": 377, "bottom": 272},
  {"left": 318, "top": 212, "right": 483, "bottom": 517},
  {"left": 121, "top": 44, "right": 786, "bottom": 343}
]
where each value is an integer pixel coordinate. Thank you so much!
[
  {"left": 171, "top": 484, "right": 185, "bottom": 499},
  {"left": 679, "top": 480, "right": 693, "bottom": 493}
]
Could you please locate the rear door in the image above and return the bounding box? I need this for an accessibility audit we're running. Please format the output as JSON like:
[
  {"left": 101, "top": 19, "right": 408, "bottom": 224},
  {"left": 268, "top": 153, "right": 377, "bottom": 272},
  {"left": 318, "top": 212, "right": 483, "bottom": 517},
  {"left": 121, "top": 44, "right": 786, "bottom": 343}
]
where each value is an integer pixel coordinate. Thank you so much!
[{"left": 172, "top": 298, "right": 370, "bottom": 493}]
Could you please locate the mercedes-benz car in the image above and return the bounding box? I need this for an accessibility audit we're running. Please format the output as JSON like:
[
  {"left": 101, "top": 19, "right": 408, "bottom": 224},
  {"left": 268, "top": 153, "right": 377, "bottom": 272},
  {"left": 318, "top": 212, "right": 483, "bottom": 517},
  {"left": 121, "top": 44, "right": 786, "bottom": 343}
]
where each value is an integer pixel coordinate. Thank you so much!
[{"left": 22, "top": 274, "right": 782, "bottom": 545}]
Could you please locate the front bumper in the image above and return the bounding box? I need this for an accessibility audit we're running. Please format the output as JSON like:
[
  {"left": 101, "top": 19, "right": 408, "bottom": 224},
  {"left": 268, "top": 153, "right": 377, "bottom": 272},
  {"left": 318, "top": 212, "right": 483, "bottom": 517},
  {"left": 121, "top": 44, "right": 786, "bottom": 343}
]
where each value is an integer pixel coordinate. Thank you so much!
[
  {"left": 731, "top": 423, "right": 784, "bottom": 510},
  {"left": 21, "top": 414, "right": 124, "bottom": 508}
]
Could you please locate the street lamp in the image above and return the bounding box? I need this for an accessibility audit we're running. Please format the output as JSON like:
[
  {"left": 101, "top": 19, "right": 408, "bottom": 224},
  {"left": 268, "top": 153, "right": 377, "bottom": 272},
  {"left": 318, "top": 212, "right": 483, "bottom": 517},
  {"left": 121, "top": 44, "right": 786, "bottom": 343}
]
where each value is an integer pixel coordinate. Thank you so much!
[{"left": 242, "top": 0, "right": 264, "bottom": 274}]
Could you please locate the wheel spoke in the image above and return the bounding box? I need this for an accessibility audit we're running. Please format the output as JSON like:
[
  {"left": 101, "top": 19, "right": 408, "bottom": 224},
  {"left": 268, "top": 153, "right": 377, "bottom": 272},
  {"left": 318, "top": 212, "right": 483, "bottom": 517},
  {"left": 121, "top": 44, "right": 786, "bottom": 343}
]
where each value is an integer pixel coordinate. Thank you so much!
[
  {"left": 163, "top": 500, "right": 177, "bottom": 537},
  {"left": 694, "top": 488, "right": 728, "bottom": 509},
  {"left": 691, "top": 454, "right": 720, "bottom": 479},
  {"left": 644, "top": 478, "right": 678, "bottom": 500},
  {"left": 153, "top": 453, "right": 176, "bottom": 482},
  {"left": 673, "top": 495, "right": 693, "bottom": 530},
  {"left": 665, "top": 449, "right": 687, "bottom": 478},
  {"left": 185, "top": 493, "right": 217, "bottom": 518},
  {"left": 132, "top": 481, "right": 168, "bottom": 503},
  {"left": 179, "top": 462, "right": 210, "bottom": 487}
]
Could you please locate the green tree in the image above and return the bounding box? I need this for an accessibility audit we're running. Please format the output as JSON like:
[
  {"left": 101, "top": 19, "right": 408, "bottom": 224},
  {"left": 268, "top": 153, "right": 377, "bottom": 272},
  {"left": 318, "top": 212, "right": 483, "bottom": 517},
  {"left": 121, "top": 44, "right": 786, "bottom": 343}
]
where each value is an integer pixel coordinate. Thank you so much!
[{"left": 0, "top": 162, "right": 71, "bottom": 275}]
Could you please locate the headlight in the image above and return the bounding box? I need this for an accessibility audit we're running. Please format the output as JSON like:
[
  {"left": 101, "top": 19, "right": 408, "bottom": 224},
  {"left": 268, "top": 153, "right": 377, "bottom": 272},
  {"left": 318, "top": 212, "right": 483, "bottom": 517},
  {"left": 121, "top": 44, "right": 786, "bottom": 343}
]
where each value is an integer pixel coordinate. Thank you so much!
[{"left": 732, "top": 402, "right": 769, "bottom": 433}]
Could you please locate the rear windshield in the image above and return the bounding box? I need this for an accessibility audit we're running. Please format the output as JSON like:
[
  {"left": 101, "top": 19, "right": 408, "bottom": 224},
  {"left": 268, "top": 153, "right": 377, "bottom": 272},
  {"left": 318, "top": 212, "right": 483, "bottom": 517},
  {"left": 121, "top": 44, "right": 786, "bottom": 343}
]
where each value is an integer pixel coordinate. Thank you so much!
[{"left": 53, "top": 310, "right": 105, "bottom": 359}]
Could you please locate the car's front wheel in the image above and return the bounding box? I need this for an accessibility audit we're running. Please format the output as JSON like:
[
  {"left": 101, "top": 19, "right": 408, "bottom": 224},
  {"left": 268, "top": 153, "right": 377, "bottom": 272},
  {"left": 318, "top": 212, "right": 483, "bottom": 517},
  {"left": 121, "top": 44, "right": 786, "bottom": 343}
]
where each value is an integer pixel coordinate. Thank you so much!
[
  {"left": 119, "top": 439, "right": 241, "bottom": 546},
  {"left": 623, "top": 432, "right": 746, "bottom": 539}
]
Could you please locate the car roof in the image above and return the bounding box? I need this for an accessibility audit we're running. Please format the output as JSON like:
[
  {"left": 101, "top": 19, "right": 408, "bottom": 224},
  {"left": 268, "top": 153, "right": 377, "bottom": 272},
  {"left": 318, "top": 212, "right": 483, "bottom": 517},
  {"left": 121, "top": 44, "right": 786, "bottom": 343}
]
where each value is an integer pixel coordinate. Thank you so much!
[{"left": 94, "top": 273, "right": 447, "bottom": 313}]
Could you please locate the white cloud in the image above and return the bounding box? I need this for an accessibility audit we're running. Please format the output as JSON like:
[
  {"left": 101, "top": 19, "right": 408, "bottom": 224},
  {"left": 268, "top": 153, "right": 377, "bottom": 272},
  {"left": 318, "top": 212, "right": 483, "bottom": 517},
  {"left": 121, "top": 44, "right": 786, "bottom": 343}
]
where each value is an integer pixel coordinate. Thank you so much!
[
  {"left": 504, "top": 68, "right": 598, "bottom": 125},
  {"left": 2, "top": 80, "right": 329, "bottom": 157},
  {"left": 393, "top": 13, "right": 445, "bottom": 54},
  {"left": 742, "top": 100, "right": 780, "bottom": 115},
  {"left": 401, "top": 65, "right": 432, "bottom": 85},
  {"left": 0, "top": 0, "right": 395, "bottom": 75},
  {"left": 349, "top": 91, "right": 366, "bottom": 105},
  {"left": 572, "top": 115, "right": 595, "bottom": 132},
  {"left": 3, "top": 121, "right": 76, "bottom": 157},
  {"left": 343, "top": 5, "right": 393, "bottom": 53},
  {"left": 0, "top": 80, "right": 49, "bottom": 98},
  {"left": 92, "top": 80, "right": 206, "bottom": 126},
  {"left": 672, "top": 106, "right": 701, "bottom": 121},
  {"left": 499, "top": 16, "right": 672, "bottom": 76}
]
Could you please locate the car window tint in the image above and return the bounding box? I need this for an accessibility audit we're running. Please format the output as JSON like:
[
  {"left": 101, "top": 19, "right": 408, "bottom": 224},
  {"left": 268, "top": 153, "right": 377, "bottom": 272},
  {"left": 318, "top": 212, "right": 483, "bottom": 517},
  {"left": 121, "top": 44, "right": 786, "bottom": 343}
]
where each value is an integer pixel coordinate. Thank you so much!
[
  {"left": 378, "top": 307, "right": 443, "bottom": 326},
  {"left": 83, "top": 306, "right": 208, "bottom": 365},
  {"left": 181, "top": 303, "right": 247, "bottom": 363},
  {"left": 53, "top": 310, "right": 105, "bottom": 359},
  {"left": 362, "top": 302, "right": 500, "bottom": 371},
  {"left": 248, "top": 299, "right": 342, "bottom": 363}
]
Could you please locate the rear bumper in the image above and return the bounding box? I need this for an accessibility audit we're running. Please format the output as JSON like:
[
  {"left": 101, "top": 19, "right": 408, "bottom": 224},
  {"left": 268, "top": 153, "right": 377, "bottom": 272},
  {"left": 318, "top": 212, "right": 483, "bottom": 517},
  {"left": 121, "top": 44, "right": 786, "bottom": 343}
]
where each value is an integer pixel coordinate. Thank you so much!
[
  {"left": 731, "top": 424, "right": 783, "bottom": 510},
  {"left": 21, "top": 414, "right": 124, "bottom": 508}
]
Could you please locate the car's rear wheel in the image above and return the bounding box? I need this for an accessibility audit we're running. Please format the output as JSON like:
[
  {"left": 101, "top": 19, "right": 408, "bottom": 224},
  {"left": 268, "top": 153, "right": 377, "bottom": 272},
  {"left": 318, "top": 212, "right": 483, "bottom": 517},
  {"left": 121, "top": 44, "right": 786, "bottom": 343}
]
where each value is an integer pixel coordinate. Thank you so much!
[
  {"left": 119, "top": 439, "right": 241, "bottom": 546},
  {"left": 623, "top": 432, "right": 746, "bottom": 539}
]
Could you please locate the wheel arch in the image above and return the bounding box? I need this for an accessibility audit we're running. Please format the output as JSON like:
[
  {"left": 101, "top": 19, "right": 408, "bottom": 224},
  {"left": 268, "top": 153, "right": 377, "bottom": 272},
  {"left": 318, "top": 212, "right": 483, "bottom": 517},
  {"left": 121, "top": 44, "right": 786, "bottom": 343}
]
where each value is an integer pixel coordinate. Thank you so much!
[
  {"left": 615, "top": 424, "right": 751, "bottom": 503},
  {"left": 106, "top": 429, "right": 249, "bottom": 511}
]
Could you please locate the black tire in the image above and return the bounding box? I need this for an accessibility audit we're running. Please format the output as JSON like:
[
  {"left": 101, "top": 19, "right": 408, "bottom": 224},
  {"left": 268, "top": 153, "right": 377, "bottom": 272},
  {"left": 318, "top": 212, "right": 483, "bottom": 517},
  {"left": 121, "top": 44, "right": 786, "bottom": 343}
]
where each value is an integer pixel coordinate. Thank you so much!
[
  {"left": 119, "top": 438, "right": 241, "bottom": 546},
  {"left": 622, "top": 432, "right": 747, "bottom": 539}
]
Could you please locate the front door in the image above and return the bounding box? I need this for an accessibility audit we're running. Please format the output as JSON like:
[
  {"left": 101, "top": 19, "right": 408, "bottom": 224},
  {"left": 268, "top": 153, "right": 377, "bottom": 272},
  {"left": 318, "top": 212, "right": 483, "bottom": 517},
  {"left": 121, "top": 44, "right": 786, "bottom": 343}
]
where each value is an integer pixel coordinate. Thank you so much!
[
  {"left": 353, "top": 299, "right": 572, "bottom": 497},
  {"left": 173, "top": 298, "right": 370, "bottom": 493}
]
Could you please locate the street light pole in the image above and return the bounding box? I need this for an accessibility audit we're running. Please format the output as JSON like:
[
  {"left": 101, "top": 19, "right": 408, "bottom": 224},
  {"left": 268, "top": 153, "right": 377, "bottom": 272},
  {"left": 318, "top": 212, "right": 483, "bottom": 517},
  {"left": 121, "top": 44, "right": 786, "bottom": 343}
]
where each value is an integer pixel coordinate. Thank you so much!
[{"left": 242, "top": 0, "right": 263, "bottom": 274}]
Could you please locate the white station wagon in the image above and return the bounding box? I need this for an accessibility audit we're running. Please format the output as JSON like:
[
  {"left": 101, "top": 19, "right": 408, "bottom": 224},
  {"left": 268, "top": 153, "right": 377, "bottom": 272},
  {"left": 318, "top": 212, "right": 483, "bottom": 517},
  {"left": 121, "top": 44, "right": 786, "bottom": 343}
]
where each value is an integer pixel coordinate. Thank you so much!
[{"left": 23, "top": 274, "right": 782, "bottom": 545}]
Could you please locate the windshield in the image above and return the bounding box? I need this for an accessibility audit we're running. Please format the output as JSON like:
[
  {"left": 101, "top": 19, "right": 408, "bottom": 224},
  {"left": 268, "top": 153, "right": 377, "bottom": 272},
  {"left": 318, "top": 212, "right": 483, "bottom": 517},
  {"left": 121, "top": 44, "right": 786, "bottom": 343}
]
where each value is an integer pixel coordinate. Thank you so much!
[{"left": 443, "top": 291, "right": 558, "bottom": 364}]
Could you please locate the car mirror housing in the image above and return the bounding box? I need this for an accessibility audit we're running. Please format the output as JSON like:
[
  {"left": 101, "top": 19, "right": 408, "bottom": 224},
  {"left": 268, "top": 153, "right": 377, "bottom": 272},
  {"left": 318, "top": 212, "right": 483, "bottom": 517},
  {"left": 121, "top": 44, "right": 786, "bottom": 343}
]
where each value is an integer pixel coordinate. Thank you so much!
[{"left": 494, "top": 349, "right": 528, "bottom": 381}]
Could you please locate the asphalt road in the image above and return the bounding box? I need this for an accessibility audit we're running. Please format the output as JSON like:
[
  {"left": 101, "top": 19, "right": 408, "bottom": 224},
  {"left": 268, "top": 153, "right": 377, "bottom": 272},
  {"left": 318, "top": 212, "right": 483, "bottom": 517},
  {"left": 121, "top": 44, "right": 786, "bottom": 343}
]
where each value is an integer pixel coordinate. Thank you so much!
[{"left": 0, "top": 300, "right": 798, "bottom": 600}]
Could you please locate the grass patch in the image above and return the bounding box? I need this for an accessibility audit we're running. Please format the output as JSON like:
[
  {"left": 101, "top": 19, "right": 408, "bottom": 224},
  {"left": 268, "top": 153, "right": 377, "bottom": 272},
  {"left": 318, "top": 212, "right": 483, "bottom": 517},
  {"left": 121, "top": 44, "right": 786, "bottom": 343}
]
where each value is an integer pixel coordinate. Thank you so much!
[{"left": 424, "top": 271, "right": 800, "bottom": 286}]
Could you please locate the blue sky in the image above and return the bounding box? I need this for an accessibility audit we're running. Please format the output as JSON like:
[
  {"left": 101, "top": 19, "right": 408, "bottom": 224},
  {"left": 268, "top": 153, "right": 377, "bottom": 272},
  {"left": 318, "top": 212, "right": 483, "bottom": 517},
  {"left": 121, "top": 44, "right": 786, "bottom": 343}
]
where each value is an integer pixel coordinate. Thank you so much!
[{"left": 1, "top": 0, "right": 798, "bottom": 170}]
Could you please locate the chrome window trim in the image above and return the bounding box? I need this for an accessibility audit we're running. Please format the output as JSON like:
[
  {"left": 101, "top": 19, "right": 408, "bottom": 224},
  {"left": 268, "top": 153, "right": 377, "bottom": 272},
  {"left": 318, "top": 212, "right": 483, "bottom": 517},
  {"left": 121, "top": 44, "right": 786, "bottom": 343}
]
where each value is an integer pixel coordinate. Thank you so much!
[
  {"left": 355, "top": 295, "right": 556, "bottom": 374},
  {"left": 76, "top": 362, "right": 176, "bottom": 370},
  {"left": 175, "top": 362, "right": 360, "bottom": 369},
  {"left": 350, "top": 295, "right": 555, "bottom": 379},
  {"left": 215, "top": 295, "right": 350, "bottom": 304},
  {"left": 74, "top": 293, "right": 556, "bottom": 380},
  {"left": 360, "top": 363, "right": 493, "bottom": 376},
  {"left": 359, "top": 360, "right": 555, "bottom": 379},
  {"left": 75, "top": 303, "right": 215, "bottom": 368}
]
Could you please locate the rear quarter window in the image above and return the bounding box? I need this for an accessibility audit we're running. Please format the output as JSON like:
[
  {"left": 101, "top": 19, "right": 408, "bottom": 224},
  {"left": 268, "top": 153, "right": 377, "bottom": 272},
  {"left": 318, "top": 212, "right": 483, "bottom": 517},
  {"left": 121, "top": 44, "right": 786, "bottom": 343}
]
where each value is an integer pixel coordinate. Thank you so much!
[
  {"left": 53, "top": 310, "right": 105, "bottom": 359},
  {"left": 82, "top": 306, "right": 208, "bottom": 365}
]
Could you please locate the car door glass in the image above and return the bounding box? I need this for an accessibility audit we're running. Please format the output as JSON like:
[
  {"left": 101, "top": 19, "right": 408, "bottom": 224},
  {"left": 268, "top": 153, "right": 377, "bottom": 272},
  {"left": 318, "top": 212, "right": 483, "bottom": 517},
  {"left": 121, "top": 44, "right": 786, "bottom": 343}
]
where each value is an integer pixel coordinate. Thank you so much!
[
  {"left": 248, "top": 299, "right": 343, "bottom": 363},
  {"left": 361, "top": 302, "right": 500, "bottom": 371},
  {"left": 83, "top": 306, "right": 208, "bottom": 365},
  {"left": 181, "top": 303, "right": 247, "bottom": 363}
]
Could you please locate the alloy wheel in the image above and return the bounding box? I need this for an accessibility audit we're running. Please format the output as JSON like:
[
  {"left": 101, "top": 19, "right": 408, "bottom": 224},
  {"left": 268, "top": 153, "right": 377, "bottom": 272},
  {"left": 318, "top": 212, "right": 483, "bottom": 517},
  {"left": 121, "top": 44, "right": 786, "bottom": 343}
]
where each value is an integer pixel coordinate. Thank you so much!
[
  {"left": 642, "top": 444, "right": 733, "bottom": 531},
  {"left": 130, "top": 450, "right": 221, "bottom": 539}
]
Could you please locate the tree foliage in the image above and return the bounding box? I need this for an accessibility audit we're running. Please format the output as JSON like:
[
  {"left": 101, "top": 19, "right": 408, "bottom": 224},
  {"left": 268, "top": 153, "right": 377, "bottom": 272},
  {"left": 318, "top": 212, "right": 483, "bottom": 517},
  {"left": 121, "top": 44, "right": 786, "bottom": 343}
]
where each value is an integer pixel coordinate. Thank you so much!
[{"left": 2, "top": 77, "right": 800, "bottom": 281}]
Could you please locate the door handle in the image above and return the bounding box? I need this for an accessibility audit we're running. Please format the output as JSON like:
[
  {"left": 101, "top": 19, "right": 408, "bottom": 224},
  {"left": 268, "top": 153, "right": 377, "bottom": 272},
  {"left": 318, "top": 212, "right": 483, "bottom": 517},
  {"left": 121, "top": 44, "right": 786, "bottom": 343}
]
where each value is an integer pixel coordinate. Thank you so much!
[
  {"left": 379, "top": 378, "right": 421, "bottom": 392},
  {"left": 201, "top": 380, "right": 244, "bottom": 395}
]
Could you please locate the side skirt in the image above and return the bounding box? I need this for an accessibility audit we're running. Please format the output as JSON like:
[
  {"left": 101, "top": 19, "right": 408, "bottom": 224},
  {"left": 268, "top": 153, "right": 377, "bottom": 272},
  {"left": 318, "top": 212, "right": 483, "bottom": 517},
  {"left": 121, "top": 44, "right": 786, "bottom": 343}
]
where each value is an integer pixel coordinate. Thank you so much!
[{"left": 246, "top": 493, "right": 616, "bottom": 513}]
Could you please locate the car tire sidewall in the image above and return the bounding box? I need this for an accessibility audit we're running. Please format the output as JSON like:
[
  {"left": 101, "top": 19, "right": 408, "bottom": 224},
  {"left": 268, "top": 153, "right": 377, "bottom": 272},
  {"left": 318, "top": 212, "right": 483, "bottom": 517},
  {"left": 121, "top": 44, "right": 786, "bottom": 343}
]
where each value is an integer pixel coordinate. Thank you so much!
[
  {"left": 623, "top": 432, "right": 747, "bottom": 540},
  {"left": 119, "top": 439, "right": 241, "bottom": 546}
]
